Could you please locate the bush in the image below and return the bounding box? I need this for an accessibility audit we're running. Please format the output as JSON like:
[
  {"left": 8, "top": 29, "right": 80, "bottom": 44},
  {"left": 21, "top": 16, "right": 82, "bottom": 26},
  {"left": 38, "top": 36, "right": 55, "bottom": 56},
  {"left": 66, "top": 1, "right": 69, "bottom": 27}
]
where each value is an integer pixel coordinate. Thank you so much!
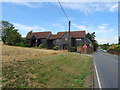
[
  {"left": 19, "top": 43, "right": 25, "bottom": 47},
  {"left": 25, "top": 44, "right": 30, "bottom": 47},
  {"left": 70, "top": 46, "right": 77, "bottom": 52},
  {"left": 38, "top": 44, "right": 46, "bottom": 49},
  {"left": 15, "top": 43, "right": 20, "bottom": 46},
  {"left": 114, "top": 45, "right": 120, "bottom": 52},
  {"left": 53, "top": 46, "right": 59, "bottom": 50}
]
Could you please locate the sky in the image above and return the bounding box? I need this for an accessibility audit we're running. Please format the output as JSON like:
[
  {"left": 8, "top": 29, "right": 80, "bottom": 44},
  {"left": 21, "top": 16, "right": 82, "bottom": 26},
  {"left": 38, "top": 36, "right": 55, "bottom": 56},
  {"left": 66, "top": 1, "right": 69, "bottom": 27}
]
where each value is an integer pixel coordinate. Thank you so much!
[{"left": 1, "top": 1, "right": 118, "bottom": 44}]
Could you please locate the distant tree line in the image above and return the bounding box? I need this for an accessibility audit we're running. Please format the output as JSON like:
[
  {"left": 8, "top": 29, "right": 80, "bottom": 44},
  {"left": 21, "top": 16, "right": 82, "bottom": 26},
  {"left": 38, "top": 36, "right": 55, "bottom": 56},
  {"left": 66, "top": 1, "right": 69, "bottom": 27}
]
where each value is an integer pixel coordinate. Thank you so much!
[{"left": 0, "top": 20, "right": 32, "bottom": 47}]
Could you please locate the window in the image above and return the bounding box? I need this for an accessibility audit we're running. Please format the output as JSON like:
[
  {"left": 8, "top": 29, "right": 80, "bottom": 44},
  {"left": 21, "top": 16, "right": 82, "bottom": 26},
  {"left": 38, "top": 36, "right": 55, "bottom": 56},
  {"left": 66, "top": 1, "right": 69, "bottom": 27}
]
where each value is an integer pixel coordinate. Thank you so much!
[
  {"left": 57, "top": 39, "right": 59, "bottom": 41},
  {"left": 76, "top": 39, "right": 81, "bottom": 41},
  {"left": 65, "top": 38, "right": 68, "bottom": 41}
]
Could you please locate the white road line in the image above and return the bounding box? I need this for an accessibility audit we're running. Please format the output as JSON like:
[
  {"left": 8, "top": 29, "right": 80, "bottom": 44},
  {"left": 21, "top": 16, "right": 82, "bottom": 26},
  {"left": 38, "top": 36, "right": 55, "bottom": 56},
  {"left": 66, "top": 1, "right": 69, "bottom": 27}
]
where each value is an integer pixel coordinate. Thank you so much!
[
  {"left": 93, "top": 55, "right": 102, "bottom": 89},
  {"left": 102, "top": 53, "right": 118, "bottom": 63}
]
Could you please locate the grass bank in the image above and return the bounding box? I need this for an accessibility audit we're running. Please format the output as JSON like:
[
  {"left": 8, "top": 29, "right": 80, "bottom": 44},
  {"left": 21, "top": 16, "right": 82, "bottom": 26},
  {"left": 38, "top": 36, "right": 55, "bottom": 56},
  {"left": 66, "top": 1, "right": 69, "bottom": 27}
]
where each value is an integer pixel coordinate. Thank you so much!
[{"left": 2, "top": 52, "right": 93, "bottom": 88}]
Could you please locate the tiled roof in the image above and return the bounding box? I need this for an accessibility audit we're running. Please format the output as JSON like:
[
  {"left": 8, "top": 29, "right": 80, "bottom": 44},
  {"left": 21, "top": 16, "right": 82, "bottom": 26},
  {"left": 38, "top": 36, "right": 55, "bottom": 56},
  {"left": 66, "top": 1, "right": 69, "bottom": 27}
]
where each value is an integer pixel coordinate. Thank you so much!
[
  {"left": 56, "top": 32, "right": 65, "bottom": 39},
  {"left": 28, "top": 31, "right": 86, "bottom": 39},
  {"left": 108, "top": 45, "right": 115, "bottom": 50},
  {"left": 56, "top": 31, "right": 86, "bottom": 38},
  {"left": 29, "top": 32, "right": 51, "bottom": 39},
  {"left": 48, "top": 34, "right": 57, "bottom": 40},
  {"left": 70, "top": 31, "right": 86, "bottom": 38}
]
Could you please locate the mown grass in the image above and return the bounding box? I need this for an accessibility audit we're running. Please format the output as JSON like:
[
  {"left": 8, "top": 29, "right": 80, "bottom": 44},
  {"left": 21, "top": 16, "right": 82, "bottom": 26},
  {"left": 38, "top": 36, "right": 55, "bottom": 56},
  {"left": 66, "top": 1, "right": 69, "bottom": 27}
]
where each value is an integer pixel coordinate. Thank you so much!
[{"left": 2, "top": 52, "right": 93, "bottom": 88}]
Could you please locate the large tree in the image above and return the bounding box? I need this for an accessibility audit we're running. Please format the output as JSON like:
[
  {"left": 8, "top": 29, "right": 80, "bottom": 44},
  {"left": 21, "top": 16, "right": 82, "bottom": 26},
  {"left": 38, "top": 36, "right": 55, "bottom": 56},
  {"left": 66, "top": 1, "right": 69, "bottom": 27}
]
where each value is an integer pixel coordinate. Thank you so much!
[
  {"left": 118, "top": 36, "right": 120, "bottom": 44},
  {"left": 1, "top": 20, "right": 22, "bottom": 45},
  {"left": 86, "top": 32, "right": 98, "bottom": 51}
]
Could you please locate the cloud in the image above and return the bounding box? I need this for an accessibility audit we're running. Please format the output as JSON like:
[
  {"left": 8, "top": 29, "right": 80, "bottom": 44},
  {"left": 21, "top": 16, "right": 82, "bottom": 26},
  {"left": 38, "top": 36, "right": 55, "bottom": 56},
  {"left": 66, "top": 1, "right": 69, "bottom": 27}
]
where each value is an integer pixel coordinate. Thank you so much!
[
  {"left": 109, "top": 3, "right": 118, "bottom": 12},
  {"left": 98, "top": 24, "right": 109, "bottom": 29},
  {"left": 53, "top": 2, "right": 118, "bottom": 15},
  {"left": 96, "top": 36, "right": 118, "bottom": 44},
  {"left": 72, "top": 23, "right": 87, "bottom": 30},
  {"left": 13, "top": 23, "right": 46, "bottom": 37},
  {"left": 11, "top": 2, "right": 44, "bottom": 8}
]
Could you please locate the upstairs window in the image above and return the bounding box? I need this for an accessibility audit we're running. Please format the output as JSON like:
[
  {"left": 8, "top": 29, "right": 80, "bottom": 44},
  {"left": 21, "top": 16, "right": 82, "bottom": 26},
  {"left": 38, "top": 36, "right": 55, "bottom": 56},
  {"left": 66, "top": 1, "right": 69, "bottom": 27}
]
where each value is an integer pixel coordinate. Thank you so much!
[{"left": 76, "top": 39, "right": 81, "bottom": 41}]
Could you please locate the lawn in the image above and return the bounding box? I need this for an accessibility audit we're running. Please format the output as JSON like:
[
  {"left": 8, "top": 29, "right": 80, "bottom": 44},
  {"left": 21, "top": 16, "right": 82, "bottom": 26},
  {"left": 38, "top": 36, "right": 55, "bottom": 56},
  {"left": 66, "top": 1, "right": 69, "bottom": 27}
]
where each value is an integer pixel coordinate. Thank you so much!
[{"left": 2, "top": 45, "right": 93, "bottom": 88}]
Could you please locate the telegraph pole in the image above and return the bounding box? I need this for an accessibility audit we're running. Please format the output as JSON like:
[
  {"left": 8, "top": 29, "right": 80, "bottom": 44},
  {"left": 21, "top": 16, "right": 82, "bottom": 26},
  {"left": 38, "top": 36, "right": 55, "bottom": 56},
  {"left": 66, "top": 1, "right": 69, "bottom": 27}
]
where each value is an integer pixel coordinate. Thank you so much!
[{"left": 68, "top": 21, "right": 71, "bottom": 52}]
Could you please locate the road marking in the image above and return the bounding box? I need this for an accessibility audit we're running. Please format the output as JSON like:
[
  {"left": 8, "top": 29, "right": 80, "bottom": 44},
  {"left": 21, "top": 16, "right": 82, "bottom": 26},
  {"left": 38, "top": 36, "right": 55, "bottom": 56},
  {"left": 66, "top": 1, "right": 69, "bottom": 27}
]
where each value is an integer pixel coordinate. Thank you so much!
[
  {"left": 93, "top": 55, "right": 102, "bottom": 89},
  {"left": 102, "top": 53, "right": 118, "bottom": 63}
]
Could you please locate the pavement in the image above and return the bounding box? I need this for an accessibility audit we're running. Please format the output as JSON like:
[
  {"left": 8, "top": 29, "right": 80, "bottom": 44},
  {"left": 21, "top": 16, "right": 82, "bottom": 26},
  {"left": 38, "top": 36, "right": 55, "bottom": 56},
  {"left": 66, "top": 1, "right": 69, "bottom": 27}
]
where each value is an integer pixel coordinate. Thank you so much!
[{"left": 93, "top": 51, "right": 118, "bottom": 89}]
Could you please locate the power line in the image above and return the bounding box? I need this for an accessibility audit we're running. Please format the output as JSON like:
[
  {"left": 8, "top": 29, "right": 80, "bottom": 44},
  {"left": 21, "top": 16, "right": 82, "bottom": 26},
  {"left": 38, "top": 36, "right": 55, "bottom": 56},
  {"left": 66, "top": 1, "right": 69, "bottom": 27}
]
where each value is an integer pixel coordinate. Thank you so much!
[{"left": 57, "top": 0, "right": 70, "bottom": 21}]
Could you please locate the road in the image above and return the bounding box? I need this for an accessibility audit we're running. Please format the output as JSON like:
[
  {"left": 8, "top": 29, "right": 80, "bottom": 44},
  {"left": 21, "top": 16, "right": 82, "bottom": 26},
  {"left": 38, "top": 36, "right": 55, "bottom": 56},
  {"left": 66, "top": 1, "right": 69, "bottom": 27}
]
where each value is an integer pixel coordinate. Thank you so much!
[{"left": 93, "top": 51, "right": 118, "bottom": 88}]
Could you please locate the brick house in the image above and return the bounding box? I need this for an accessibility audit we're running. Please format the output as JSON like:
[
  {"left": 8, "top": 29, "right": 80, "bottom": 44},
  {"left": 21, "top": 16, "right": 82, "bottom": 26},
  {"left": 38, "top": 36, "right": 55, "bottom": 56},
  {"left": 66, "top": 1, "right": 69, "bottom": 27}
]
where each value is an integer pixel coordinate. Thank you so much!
[{"left": 27, "top": 31, "right": 93, "bottom": 53}]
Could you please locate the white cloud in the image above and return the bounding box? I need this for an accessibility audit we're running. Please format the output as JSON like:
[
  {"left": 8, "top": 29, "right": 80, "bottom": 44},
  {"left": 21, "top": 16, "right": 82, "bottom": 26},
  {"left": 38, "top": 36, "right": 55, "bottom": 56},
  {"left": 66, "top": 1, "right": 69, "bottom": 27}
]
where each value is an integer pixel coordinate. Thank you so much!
[
  {"left": 96, "top": 36, "right": 118, "bottom": 44},
  {"left": 54, "top": 2, "right": 118, "bottom": 15},
  {"left": 13, "top": 23, "right": 46, "bottom": 37},
  {"left": 72, "top": 23, "right": 87, "bottom": 30},
  {"left": 109, "top": 3, "right": 118, "bottom": 12},
  {"left": 98, "top": 24, "right": 109, "bottom": 29},
  {"left": 12, "top": 2, "right": 44, "bottom": 8}
]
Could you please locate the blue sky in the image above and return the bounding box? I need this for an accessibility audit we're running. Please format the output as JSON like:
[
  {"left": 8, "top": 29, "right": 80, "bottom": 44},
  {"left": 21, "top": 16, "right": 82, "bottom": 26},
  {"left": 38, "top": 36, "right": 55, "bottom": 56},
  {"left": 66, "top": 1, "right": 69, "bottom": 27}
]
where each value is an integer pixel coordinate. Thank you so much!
[{"left": 2, "top": 2, "right": 118, "bottom": 44}]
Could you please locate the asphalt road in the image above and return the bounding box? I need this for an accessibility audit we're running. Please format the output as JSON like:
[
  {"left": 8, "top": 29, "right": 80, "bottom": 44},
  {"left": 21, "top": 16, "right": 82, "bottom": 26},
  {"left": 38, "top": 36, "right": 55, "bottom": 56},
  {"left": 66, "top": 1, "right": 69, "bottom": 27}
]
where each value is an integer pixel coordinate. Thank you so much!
[{"left": 93, "top": 51, "right": 118, "bottom": 88}]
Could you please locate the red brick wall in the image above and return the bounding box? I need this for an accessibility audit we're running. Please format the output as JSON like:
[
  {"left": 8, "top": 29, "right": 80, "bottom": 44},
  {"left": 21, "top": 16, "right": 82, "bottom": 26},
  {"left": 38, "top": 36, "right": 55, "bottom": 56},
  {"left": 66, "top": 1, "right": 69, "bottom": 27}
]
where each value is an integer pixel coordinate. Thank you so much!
[{"left": 77, "top": 46, "right": 93, "bottom": 54}]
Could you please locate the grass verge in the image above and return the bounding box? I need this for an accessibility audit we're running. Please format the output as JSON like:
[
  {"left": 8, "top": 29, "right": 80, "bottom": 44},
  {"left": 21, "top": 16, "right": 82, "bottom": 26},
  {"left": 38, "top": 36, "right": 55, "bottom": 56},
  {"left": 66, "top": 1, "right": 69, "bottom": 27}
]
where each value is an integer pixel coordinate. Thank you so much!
[{"left": 2, "top": 52, "right": 93, "bottom": 88}]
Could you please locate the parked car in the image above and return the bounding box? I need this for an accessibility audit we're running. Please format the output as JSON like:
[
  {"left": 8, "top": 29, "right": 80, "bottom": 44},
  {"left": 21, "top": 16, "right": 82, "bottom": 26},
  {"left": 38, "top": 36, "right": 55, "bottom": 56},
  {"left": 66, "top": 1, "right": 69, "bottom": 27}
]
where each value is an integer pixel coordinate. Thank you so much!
[{"left": 103, "top": 50, "right": 107, "bottom": 52}]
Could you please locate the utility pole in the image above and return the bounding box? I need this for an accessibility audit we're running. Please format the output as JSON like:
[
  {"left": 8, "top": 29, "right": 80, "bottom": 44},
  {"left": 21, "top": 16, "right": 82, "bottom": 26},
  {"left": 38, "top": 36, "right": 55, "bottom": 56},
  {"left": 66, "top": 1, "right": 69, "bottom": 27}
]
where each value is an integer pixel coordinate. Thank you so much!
[{"left": 68, "top": 21, "right": 71, "bottom": 52}]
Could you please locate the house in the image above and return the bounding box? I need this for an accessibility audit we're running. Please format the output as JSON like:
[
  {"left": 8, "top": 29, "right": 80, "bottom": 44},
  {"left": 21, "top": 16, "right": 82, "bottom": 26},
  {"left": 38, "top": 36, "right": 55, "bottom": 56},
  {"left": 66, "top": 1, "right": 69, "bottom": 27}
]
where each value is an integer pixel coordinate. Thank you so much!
[{"left": 27, "top": 31, "right": 93, "bottom": 53}]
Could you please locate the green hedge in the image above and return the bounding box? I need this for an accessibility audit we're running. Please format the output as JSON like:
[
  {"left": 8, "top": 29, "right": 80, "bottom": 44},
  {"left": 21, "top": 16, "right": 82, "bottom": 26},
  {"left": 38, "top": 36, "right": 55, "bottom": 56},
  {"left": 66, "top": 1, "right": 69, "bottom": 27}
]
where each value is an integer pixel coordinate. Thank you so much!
[
  {"left": 15, "top": 43, "right": 30, "bottom": 47},
  {"left": 70, "top": 46, "right": 77, "bottom": 52},
  {"left": 114, "top": 45, "right": 120, "bottom": 52}
]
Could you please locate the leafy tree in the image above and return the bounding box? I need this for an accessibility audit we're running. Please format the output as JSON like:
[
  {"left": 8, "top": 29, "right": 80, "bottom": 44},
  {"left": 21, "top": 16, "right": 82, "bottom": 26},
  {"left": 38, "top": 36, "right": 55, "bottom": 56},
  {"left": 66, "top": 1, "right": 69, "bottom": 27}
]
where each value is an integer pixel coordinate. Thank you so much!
[
  {"left": 25, "top": 30, "right": 33, "bottom": 44},
  {"left": 1, "top": 20, "right": 22, "bottom": 45},
  {"left": 26, "top": 30, "right": 32, "bottom": 38},
  {"left": 86, "top": 32, "right": 98, "bottom": 51},
  {"left": 118, "top": 36, "right": 120, "bottom": 44}
]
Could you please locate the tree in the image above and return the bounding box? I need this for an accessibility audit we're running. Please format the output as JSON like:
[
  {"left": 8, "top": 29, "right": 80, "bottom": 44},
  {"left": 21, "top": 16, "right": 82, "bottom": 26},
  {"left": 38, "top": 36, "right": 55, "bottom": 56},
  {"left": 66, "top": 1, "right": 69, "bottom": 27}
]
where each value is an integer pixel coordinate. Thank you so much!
[
  {"left": 1, "top": 20, "right": 22, "bottom": 45},
  {"left": 118, "top": 36, "right": 120, "bottom": 44},
  {"left": 26, "top": 30, "right": 32, "bottom": 38},
  {"left": 25, "top": 30, "right": 33, "bottom": 44},
  {"left": 86, "top": 32, "right": 98, "bottom": 51}
]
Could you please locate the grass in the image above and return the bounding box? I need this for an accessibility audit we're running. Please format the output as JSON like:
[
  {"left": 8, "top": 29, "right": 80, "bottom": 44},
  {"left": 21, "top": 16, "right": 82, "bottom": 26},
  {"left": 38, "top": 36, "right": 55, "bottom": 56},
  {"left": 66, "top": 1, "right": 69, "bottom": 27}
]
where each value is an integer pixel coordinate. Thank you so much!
[{"left": 2, "top": 52, "right": 93, "bottom": 88}]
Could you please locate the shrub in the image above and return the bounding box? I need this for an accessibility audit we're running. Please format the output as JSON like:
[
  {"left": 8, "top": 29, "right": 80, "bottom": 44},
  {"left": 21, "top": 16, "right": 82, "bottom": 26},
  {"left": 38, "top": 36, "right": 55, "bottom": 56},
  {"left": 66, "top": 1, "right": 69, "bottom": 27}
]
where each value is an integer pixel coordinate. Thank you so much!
[
  {"left": 114, "top": 45, "right": 120, "bottom": 52},
  {"left": 25, "top": 44, "right": 30, "bottom": 47},
  {"left": 70, "top": 46, "right": 77, "bottom": 52},
  {"left": 38, "top": 44, "right": 46, "bottom": 49},
  {"left": 53, "top": 46, "right": 59, "bottom": 50},
  {"left": 15, "top": 43, "right": 20, "bottom": 46},
  {"left": 19, "top": 43, "right": 25, "bottom": 47}
]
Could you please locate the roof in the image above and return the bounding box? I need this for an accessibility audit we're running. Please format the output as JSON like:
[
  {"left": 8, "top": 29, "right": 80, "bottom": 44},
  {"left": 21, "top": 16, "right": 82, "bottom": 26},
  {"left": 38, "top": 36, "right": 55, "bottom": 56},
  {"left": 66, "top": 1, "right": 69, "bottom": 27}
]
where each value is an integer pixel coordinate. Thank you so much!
[
  {"left": 28, "top": 31, "right": 86, "bottom": 39},
  {"left": 80, "top": 38, "right": 92, "bottom": 44},
  {"left": 56, "top": 31, "right": 86, "bottom": 39},
  {"left": 70, "top": 31, "right": 86, "bottom": 38},
  {"left": 48, "top": 34, "right": 57, "bottom": 40},
  {"left": 29, "top": 32, "right": 51, "bottom": 39},
  {"left": 108, "top": 45, "right": 115, "bottom": 50}
]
